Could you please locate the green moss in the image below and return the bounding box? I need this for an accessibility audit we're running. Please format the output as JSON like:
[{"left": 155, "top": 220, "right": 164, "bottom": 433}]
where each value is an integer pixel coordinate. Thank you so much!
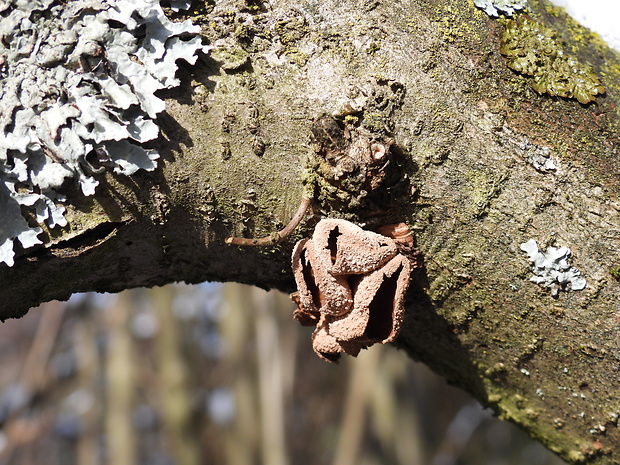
[
  {"left": 499, "top": 16, "right": 605, "bottom": 104},
  {"left": 610, "top": 267, "right": 620, "bottom": 281}
]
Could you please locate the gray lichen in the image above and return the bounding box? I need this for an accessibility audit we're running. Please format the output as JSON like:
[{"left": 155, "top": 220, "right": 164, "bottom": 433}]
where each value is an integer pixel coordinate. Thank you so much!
[
  {"left": 473, "top": 0, "right": 527, "bottom": 17},
  {"left": 520, "top": 141, "right": 557, "bottom": 173},
  {"left": 0, "top": 0, "right": 207, "bottom": 266},
  {"left": 169, "top": 0, "right": 193, "bottom": 12},
  {"left": 520, "top": 239, "right": 586, "bottom": 297}
]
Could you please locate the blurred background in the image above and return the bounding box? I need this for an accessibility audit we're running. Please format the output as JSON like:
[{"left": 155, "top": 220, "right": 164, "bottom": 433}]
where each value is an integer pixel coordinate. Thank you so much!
[{"left": 0, "top": 283, "right": 565, "bottom": 465}]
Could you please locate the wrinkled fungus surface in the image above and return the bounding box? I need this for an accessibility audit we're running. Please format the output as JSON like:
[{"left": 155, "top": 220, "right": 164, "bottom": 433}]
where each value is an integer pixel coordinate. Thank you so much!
[
  {"left": 500, "top": 17, "right": 605, "bottom": 104},
  {"left": 473, "top": 0, "right": 527, "bottom": 17},
  {"left": 291, "top": 219, "right": 419, "bottom": 363},
  {"left": 520, "top": 239, "right": 587, "bottom": 297},
  {"left": 0, "top": 0, "right": 207, "bottom": 266}
]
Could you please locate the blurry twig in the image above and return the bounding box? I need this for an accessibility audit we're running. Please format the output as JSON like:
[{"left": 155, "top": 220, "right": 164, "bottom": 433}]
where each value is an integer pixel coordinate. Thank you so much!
[
  {"left": 430, "top": 403, "right": 491, "bottom": 465},
  {"left": 333, "top": 347, "right": 382, "bottom": 465},
  {"left": 254, "top": 288, "right": 290, "bottom": 465},
  {"left": 152, "top": 286, "right": 201, "bottom": 465},
  {"left": 75, "top": 305, "right": 100, "bottom": 465},
  {"left": 18, "top": 301, "right": 66, "bottom": 393},
  {"left": 104, "top": 292, "right": 136, "bottom": 465},
  {"left": 0, "top": 301, "right": 65, "bottom": 464}
]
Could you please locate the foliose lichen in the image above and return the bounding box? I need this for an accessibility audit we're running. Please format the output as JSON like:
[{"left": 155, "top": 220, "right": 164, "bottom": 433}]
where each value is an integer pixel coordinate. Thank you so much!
[
  {"left": 520, "top": 141, "right": 557, "bottom": 173},
  {"left": 520, "top": 239, "right": 586, "bottom": 297},
  {"left": 0, "top": 0, "right": 208, "bottom": 266},
  {"left": 473, "top": 0, "right": 527, "bottom": 17},
  {"left": 499, "top": 17, "right": 605, "bottom": 104}
]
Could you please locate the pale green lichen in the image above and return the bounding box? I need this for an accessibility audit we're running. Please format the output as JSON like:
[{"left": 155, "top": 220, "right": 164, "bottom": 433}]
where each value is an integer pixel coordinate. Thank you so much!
[
  {"left": 499, "top": 17, "right": 605, "bottom": 104},
  {"left": 0, "top": 0, "right": 207, "bottom": 266},
  {"left": 473, "top": 0, "right": 527, "bottom": 17}
]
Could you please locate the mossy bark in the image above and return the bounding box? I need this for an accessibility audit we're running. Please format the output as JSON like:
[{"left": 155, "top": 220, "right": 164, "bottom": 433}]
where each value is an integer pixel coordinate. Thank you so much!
[{"left": 2, "top": 0, "right": 620, "bottom": 463}]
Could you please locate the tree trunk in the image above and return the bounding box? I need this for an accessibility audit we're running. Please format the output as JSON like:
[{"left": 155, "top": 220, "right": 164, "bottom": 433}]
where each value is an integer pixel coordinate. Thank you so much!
[{"left": 3, "top": 0, "right": 620, "bottom": 463}]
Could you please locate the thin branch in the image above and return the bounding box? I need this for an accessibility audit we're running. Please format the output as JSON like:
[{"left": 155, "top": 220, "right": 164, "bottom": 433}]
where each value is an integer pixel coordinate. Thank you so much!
[{"left": 225, "top": 193, "right": 313, "bottom": 246}]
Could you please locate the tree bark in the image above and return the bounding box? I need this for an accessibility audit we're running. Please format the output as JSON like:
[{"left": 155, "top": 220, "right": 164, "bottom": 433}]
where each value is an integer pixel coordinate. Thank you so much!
[{"left": 3, "top": 0, "right": 620, "bottom": 463}]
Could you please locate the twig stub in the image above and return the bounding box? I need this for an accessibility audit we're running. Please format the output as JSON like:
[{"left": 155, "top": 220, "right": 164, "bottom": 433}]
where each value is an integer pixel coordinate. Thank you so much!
[{"left": 225, "top": 193, "right": 313, "bottom": 246}]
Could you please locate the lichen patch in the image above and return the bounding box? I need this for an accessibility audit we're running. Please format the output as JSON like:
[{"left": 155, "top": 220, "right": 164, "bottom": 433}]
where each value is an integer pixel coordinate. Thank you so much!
[
  {"left": 520, "top": 238, "right": 587, "bottom": 297},
  {"left": 0, "top": 0, "right": 208, "bottom": 266},
  {"left": 473, "top": 0, "right": 527, "bottom": 17},
  {"left": 499, "top": 16, "right": 605, "bottom": 104}
]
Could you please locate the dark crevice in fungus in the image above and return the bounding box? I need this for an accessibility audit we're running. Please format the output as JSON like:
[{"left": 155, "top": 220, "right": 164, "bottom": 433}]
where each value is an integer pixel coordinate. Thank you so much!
[
  {"left": 300, "top": 247, "right": 322, "bottom": 310},
  {"left": 365, "top": 264, "right": 402, "bottom": 341},
  {"left": 347, "top": 274, "right": 363, "bottom": 293},
  {"left": 327, "top": 226, "right": 341, "bottom": 264}
]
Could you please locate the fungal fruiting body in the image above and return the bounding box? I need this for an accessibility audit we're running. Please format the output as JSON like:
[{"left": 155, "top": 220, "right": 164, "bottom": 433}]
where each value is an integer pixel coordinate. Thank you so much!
[
  {"left": 520, "top": 239, "right": 586, "bottom": 296},
  {"left": 291, "top": 219, "right": 419, "bottom": 363},
  {"left": 499, "top": 17, "right": 605, "bottom": 104}
]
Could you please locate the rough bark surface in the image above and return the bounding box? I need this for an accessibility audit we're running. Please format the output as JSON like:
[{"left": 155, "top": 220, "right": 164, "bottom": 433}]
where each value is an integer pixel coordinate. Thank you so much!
[{"left": 2, "top": 0, "right": 620, "bottom": 463}]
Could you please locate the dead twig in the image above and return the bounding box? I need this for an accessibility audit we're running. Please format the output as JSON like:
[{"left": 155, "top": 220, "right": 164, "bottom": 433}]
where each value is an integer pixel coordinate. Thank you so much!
[{"left": 225, "top": 193, "right": 313, "bottom": 246}]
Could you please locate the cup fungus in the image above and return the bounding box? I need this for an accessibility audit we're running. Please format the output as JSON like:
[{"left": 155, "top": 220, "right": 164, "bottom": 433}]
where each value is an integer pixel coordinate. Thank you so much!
[{"left": 291, "top": 219, "right": 419, "bottom": 363}]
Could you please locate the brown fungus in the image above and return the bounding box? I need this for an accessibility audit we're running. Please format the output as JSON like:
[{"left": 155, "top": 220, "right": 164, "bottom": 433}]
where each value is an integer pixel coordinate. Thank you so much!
[
  {"left": 311, "top": 218, "right": 398, "bottom": 276},
  {"left": 291, "top": 219, "right": 420, "bottom": 363},
  {"left": 291, "top": 237, "right": 353, "bottom": 316}
]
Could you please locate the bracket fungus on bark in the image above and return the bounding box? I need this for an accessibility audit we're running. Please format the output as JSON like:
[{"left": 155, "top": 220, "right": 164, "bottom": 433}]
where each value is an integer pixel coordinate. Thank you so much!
[{"left": 291, "top": 219, "right": 420, "bottom": 363}]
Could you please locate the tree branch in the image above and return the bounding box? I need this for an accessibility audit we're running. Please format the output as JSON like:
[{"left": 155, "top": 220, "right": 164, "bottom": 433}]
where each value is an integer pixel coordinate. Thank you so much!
[{"left": 2, "top": 0, "right": 620, "bottom": 462}]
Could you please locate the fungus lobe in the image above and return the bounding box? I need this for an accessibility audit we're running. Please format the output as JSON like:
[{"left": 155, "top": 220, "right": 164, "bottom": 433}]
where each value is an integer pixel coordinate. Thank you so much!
[{"left": 291, "top": 219, "right": 420, "bottom": 363}]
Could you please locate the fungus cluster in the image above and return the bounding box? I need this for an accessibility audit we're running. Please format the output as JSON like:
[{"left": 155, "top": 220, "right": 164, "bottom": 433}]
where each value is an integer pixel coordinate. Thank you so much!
[
  {"left": 291, "top": 219, "right": 419, "bottom": 363},
  {"left": 0, "top": 0, "right": 207, "bottom": 266}
]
